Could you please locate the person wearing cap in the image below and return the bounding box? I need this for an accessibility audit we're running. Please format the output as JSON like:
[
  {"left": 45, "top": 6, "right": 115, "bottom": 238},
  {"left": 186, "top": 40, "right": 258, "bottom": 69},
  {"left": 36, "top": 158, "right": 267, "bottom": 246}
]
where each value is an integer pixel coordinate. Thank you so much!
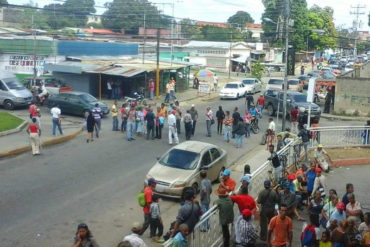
[
  {"left": 237, "top": 209, "right": 259, "bottom": 246},
  {"left": 328, "top": 202, "right": 347, "bottom": 228},
  {"left": 295, "top": 164, "right": 308, "bottom": 182},
  {"left": 267, "top": 203, "right": 293, "bottom": 247},
  {"left": 214, "top": 187, "right": 234, "bottom": 247},
  {"left": 293, "top": 175, "right": 307, "bottom": 208},
  {"left": 312, "top": 167, "right": 327, "bottom": 197},
  {"left": 189, "top": 104, "right": 198, "bottom": 136},
  {"left": 256, "top": 94, "right": 265, "bottom": 117},
  {"left": 71, "top": 223, "right": 99, "bottom": 247},
  {"left": 139, "top": 178, "right": 156, "bottom": 236},
  {"left": 314, "top": 144, "right": 332, "bottom": 172},
  {"left": 219, "top": 169, "right": 236, "bottom": 193},
  {"left": 123, "top": 222, "right": 147, "bottom": 247},
  {"left": 231, "top": 184, "right": 256, "bottom": 213},
  {"left": 168, "top": 110, "right": 179, "bottom": 145},
  {"left": 257, "top": 180, "right": 279, "bottom": 241}
]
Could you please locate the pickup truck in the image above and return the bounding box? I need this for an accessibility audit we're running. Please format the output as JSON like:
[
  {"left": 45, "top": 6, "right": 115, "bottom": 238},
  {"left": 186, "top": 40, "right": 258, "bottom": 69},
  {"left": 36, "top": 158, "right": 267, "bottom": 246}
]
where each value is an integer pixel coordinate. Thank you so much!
[{"left": 264, "top": 90, "right": 321, "bottom": 119}]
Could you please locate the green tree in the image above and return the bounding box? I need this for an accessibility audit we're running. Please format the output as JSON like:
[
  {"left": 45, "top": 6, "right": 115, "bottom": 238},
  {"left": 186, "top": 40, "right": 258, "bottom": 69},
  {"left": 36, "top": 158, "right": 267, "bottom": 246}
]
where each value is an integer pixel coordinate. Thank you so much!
[
  {"left": 102, "top": 0, "right": 170, "bottom": 33},
  {"left": 44, "top": 4, "right": 74, "bottom": 29},
  {"left": 21, "top": 9, "right": 50, "bottom": 29},
  {"left": 227, "top": 11, "right": 254, "bottom": 27},
  {"left": 261, "top": 0, "right": 284, "bottom": 46},
  {"left": 251, "top": 59, "right": 265, "bottom": 80},
  {"left": 0, "top": 0, "right": 8, "bottom": 4},
  {"left": 289, "top": 0, "right": 309, "bottom": 51},
  {"left": 179, "top": 18, "right": 201, "bottom": 39},
  {"left": 62, "top": 0, "right": 95, "bottom": 27}
]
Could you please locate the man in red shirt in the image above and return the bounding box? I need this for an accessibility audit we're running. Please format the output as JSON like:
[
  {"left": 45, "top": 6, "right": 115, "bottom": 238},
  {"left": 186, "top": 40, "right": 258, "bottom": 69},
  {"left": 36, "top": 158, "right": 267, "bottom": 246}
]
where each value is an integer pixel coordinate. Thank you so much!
[
  {"left": 219, "top": 169, "right": 236, "bottom": 193},
  {"left": 29, "top": 102, "right": 41, "bottom": 128},
  {"left": 230, "top": 185, "right": 256, "bottom": 213},
  {"left": 140, "top": 178, "right": 156, "bottom": 235},
  {"left": 256, "top": 94, "right": 265, "bottom": 117},
  {"left": 290, "top": 106, "right": 299, "bottom": 134},
  {"left": 268, "top": 203, "right": 293, "bottom": 247}
]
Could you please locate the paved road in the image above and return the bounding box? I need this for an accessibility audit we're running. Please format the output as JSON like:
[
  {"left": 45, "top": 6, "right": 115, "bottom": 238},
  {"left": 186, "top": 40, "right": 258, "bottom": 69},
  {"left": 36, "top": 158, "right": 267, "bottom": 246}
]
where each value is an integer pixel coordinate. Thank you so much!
[{"left": 0, "top": 93, "right": 364, "bottom": 247}]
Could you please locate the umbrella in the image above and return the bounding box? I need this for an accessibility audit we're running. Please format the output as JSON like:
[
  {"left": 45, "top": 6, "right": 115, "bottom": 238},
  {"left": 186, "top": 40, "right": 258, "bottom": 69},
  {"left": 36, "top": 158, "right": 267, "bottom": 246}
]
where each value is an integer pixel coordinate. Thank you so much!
[{"left": 194, "top": 69, "right": 215, "bottom": 77}]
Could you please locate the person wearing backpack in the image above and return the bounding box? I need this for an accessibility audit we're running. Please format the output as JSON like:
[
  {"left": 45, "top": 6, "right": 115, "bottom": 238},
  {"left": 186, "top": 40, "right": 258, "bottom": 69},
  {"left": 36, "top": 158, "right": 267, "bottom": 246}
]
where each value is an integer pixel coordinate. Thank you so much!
[
  {"left": 139, "top": 178, "right": 157, "bottom": 236},
  {"left": 298, "top": 124, "right": 311, "bottom": 161},
  {"left": 267, "top": 203, "right": 293, "bottom": 247},
  {"left": 301, "top": 213, "right": 321, "bottom": 247}
]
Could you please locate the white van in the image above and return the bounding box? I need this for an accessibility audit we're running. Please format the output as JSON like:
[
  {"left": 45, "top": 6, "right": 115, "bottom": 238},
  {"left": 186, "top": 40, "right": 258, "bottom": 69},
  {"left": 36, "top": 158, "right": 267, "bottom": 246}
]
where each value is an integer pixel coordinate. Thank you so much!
[{"left": 0, "top": 71, "right": 33, "bottom": 109}]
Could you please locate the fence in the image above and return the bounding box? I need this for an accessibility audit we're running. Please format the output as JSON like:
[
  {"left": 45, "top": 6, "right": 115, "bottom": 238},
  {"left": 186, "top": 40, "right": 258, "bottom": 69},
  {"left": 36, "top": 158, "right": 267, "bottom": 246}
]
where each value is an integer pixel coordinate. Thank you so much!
[
  {"left": 163, "top": 138, "right": 302, "bottom": 247},
  {"left": 309, "top": 126, "right": 370, "bottom": 147}
]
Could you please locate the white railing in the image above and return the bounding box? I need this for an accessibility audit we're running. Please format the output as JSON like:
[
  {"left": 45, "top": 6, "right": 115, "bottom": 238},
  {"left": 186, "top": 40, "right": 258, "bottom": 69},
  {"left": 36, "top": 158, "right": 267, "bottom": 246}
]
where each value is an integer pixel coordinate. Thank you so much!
[
  {"left": 163, "top": 138, "right": 302, "bottom": 247},
  {"left": 309, "top": 126, "right": 370, "bottom": 147}
]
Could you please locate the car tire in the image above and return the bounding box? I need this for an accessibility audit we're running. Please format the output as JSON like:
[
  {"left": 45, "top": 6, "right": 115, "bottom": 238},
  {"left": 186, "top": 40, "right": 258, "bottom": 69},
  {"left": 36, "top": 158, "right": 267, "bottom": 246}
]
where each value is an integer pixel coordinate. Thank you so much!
[
  {"left": 268, "top": 104, "right": 275, "bottom": 116},
  {"left": 191, "top": 183, "right": 199, "bottom": 194},
  {"left": 236, "top": 93, "right": 239, "bottom": 99},
  {"left": 4, "top": 100, "right": 14, "bottom": 110}
]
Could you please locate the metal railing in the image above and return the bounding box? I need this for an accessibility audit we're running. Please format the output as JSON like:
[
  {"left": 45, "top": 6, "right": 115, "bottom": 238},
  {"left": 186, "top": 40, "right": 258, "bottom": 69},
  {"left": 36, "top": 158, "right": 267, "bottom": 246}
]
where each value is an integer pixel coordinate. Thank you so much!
[
  {"left": 163, "top": 138, "right": 302, "bottom": 247},
  {"left": 309, "top": 126, "right": 370, "bottom": 147}
]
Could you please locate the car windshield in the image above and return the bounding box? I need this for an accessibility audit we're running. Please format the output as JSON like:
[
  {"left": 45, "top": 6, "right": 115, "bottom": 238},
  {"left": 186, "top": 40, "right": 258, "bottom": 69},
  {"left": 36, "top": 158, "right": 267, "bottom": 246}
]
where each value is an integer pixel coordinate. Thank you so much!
[
  {"left": 242, "top": 79, "right": 254, "bottom": 85},
  {"left": 225, "top": 84, "right": 238, "bottom": 88},
  {"left": 268, "top": 79, "right": 283, "bottom": 85},
  {"left": 79, "top": 94, "right": 97, "bottom": 103},
  {"left": 159, "top": 149, "right": 199, "bottom": 170},
  {"left": 4, "top": 78, "right": 25, "bottom": 90},
  {"left": 292, "top": 94, "right": 307, "bottom": 102},
  {"left": 288, "top": 80, "right": 299, "bottom": 85}
]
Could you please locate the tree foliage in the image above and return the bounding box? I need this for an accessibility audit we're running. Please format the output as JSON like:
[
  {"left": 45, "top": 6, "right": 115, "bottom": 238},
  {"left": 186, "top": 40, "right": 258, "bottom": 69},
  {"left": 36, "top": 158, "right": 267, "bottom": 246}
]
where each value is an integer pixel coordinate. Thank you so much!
[
  {"left": 227, "top": 11, "right": 254, "bottom": 27},
  {"left": 102, "top": 0, "right": 171, "bottom": 33},
  {"left": 179, "top": 18, "right": 201, "bottom": 39},
  {"left": 251, "top": 59, "right": 265, "bottom": 80},
  {"left": 0, "top": 0, "right": 8, "bottom": 4}
]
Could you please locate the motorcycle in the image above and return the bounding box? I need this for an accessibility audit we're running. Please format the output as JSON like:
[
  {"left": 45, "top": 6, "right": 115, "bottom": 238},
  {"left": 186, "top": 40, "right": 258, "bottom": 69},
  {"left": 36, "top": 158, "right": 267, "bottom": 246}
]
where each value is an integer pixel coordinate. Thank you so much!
[
  {"left": 123, "top": 92, "right": 147, "bottom": 106},
  {"left": 250, "top": 117, "right": 260, "bottom": 134}
]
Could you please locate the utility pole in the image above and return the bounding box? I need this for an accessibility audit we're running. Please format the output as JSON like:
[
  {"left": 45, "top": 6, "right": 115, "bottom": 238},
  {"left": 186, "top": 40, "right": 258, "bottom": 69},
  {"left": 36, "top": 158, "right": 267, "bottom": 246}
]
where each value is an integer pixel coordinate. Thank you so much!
[
  {"left": 170, "top": 0, "right": 174, "bottom": 66},
  {"left": 350, "top": 4, "right": 366, "bottom": 56},
  {"left": 228, "top": 32, "right": 232, "bottom": 78},
  {"left": 282, "top": 0, "right": 290, "bottom": 131},
  {"left": 142, "top": 12, "right": 146, "bottom": 64},
  {"left": 32, "top": 14, "right": 37, "bottom": 79},
  {"left": 156, "top": 28, "right": 160, "bottom": 99}
]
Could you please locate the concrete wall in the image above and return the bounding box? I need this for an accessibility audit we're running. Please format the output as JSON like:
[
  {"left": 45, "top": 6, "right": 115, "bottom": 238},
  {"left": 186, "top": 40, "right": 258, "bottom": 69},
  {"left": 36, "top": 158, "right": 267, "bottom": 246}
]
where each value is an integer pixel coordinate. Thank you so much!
[
  {"left": 335, "top": 62, "right": 370, "bottom": 115},
  {"left": 53, "top": 72, "right": 92, "bottom": 94}
]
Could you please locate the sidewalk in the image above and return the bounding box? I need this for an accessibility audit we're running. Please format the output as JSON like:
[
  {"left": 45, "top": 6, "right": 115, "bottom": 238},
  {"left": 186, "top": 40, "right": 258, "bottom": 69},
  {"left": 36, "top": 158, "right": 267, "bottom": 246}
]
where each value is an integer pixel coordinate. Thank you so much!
[{"left": 0, "top": 108, "right": 84, "bottom": 158}]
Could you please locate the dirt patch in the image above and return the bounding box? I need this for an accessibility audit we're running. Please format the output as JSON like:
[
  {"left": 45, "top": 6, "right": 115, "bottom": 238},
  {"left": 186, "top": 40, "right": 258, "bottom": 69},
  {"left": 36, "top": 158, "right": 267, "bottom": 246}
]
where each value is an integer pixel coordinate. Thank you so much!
[{"left": 326, "top": 147, "right": 370, "bottom": 160}]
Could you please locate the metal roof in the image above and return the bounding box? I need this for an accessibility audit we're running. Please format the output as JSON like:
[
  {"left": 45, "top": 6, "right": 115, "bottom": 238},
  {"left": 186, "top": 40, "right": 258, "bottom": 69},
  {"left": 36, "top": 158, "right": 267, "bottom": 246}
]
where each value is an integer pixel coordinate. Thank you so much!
[{"left": 85, "top": 66, "right": 146, "bottom": 77}]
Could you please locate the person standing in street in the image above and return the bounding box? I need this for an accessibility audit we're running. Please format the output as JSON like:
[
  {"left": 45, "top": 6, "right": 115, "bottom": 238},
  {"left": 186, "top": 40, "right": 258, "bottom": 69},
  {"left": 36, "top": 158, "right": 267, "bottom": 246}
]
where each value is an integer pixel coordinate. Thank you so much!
[
  {"left": 205, "top": 107, "right": 213, "bottom": 137},
  {"left": 155, "top": 107, "right": 164, "bottom": 139},
  {"left": 92, "top": 103, "right": 102, "bottom": 138},
  {"left": 26, "top": 118, "right": 41, "bottom": 155},
  {"left": 149, "top": 194, "right": 164, "bottom": 243},
  {"left": 216, "top": 106, "right": 225, "bottom": 135},
  {"left": 223, "top": 111, "right": 233, "bottom": 143},
  {"left": 213, "top": 74, "right": 218, "bottom": 91},
  {"left": 232, "top": 107, "right": 241, "bottom": 138},
  {"left": 168, "top": 110, "right": 179, "bottom": 145},
  {"left": 145, "top": 108, "right": 155, "bottom": 140},
  {"left": 298, "top": 124, "right": 311, "bottom": 161},
  {"left": 170, "top": 77, "right": 176, "bottom": 101},
  {"left": 256, "top": 94, "right": 265, "bottom": 117},
  {"left": 165, "top": 81, "right": 171, "bottom": 103},
  {"left": 267, "top": 203, "right": 293, "bottom": 247},
  {"left": 71, "top": 223, "right": 100, "bottom": 247},
  {"left": 214, "top": 187, "right": 234, "bottom": 247},
  {"left": 183, "top": 110, "right": 193, "bottom": 140},
  {"left": 139, "top": 178, "right": 156, "bottom": 236},
  {"left": 237, "top": 209, "right": 259, "bottom": 247},
  {"left": 233, "top": 117, "right": 246, "bottom": 148},
  {"left": 148, "top": 79, "right": 155, "bottom": 100},
  {"left": 174, "top": 101, "right": 182, "bottom": 134},
  {"left": 86, "top": 110, "right": 95, "bottom": 143},
  {"left": 120, "top": 103, "right": 128, "bottom": 132},
  {"left": 266, "top": 117, "right": 276, "bottom": 148},
  {"left": 219, "top": 169, "right": 236, "bottom": 193},
  {"left": 257, "top": 180, "right": 279, "bottom": 241},
  {"left": 189, "top": 104, "right": 198, "bottom": 136},
  {"left": 290, "top": 106, "right": 299, "bottom": 134},
  {"left": 126, "top": 105, "right": 136, "bottom": 141},
  {"left": 268, "top": 144, "right": 282, "bottom": 183},
  {"left": 107, "top": 80, "right": 112, "bottom": 99},
  {"left": 243, "top": 110, "right": 252, "bottom": 138},
  {"left": 245, "top": 92, "right": 254, "bottom": 110},
  {"left": 29, "top": 101, "right": 41, "bottom": 129},
  {"left": 123, "top": 222, "right": 147, "bottom": 247},
  {"left": 199, "top": 170, "right": 212, "bottom": 231},
  {"left": 51, "top": 104, "right": 63, "bottom": 136},
  {"left": 111, "top": 100, "right": 119, "bottom": 131}
]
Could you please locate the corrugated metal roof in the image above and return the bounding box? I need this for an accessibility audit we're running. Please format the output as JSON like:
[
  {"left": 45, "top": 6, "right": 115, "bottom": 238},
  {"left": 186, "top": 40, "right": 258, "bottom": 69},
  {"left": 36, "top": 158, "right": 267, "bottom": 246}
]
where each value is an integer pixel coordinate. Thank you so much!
[{"left": 86, "top": 66, "right": 145, "bottom": 77}]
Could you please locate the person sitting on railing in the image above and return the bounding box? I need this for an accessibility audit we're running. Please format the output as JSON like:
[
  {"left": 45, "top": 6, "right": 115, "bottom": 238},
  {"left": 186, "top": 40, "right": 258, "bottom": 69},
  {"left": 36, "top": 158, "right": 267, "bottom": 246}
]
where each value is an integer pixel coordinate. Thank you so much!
[{"left": 314, "top": 144, "right": 332, "bottom": 173}]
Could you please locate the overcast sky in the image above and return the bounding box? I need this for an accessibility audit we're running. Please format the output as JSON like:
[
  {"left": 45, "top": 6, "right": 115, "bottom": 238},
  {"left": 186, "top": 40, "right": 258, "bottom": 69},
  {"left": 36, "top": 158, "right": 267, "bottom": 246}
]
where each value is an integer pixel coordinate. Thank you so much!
[{"left": 11, "top": 0, "right": 370, "bottom": 31}]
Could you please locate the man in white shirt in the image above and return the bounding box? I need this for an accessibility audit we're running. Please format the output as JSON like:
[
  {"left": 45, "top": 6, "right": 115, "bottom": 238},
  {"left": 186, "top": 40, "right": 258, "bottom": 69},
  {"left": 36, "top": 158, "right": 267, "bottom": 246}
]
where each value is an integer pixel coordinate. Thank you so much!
[
  {"left": 123, "top": 222, "right": 147, "bottom": 247},
  {"left": 107, "top": 81, "right": 112, "bottom": 99},
  {"left": 213, "top": 74, "right": 218, "bottom": 91},
  {"left": 168, "top": 110, "right": 179, "bottom": 145},
  {"left": 50, "top": 105, "right": 63, "bottom": 136},
  {"left": 267, "top": 117, "right": 275, "bottom": 147}
]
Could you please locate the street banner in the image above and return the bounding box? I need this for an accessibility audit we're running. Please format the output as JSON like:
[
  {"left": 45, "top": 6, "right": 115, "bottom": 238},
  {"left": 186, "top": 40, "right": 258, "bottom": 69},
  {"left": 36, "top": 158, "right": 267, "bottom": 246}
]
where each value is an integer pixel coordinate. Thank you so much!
[
  {"left": 307, "top": 78, "right": 315, "bottom": 103},
  {"left": 198, "top": 83, "right": 211, "bottom": 95}
]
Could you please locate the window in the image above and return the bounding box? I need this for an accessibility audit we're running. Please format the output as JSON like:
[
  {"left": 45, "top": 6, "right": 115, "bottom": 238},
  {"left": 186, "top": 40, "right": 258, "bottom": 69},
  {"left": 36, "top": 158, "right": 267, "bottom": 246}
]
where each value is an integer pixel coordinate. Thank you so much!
[
  {"left": 0, "top": 81, "right": 7, "bottom": 91},
  {"left": 67, "top": 95, "right": 81, "bottom": 103},
  {"left": 210, "top": 148, "right": 221, "bottom": 161},
  {"left": 201, "top": 151, "right": 212, "bottom": 167}
]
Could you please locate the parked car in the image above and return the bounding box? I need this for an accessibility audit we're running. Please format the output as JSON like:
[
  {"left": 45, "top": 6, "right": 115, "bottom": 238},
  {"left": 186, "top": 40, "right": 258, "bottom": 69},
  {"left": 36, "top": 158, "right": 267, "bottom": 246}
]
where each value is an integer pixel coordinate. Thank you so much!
[
  {"left": 241, "top": 78, "right": 262, "bottom": 94},
  {"left": 264, "top": 90, "right": 321, "bottom": 119},
  {"left": 307, "top": 70, "right": 321, "bottom": 78},
  {"left": 287, "top": 79, "right": 303, "bottom": 92},
  {"left": 266, "top": 78, "right": 284, "bottom": 91},
  {"left": 47, "top": 91, "right": 109, "bottom": 117},
  {"left": 0, "top": 71, "right": 33, "bottom": 110},
  {"left": 219, "top": 82, "right": 247, "bottom": 99},
  {"left": 298, "top": 75, "right": 310, "bottom": 90},
  {"left": 344, "top": 65, "right": 354, "bottom": 72},
  {"left": 145, "top": 141, "right": 227, "bottom": 198}
]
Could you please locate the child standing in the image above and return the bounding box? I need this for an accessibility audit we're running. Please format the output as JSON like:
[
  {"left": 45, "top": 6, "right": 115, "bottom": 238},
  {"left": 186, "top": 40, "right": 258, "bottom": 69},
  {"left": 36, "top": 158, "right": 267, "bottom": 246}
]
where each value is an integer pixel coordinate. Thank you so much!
[
  {"left": 319, "top": 231, "right": 333, "bottom": 247},
  {"left": 150, "top": 194, "right": 164, "bottom": 243}
]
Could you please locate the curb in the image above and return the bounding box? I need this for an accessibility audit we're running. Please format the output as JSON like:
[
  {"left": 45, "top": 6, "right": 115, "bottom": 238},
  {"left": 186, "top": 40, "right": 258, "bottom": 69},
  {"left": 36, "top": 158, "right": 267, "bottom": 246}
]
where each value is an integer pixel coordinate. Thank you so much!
[
  {"left": 320, "top": 114, "right": 369, "bottom": 122},
  {"left": 0, "top": 129, "right": 83, "bottom": 159},
  {"left": 0, "top": 120, "right": 28, "bottom": 137},
  {"left": 332, "top": 157, "right": 370, "bottom": 167}
]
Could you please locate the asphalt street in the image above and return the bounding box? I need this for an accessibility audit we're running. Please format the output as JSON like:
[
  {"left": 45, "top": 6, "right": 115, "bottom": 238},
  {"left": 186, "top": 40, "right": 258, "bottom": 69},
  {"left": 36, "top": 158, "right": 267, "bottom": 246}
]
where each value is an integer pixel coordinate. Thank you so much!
[{"left": 0, "top": 93, "right": 365, "bottom": 247}]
